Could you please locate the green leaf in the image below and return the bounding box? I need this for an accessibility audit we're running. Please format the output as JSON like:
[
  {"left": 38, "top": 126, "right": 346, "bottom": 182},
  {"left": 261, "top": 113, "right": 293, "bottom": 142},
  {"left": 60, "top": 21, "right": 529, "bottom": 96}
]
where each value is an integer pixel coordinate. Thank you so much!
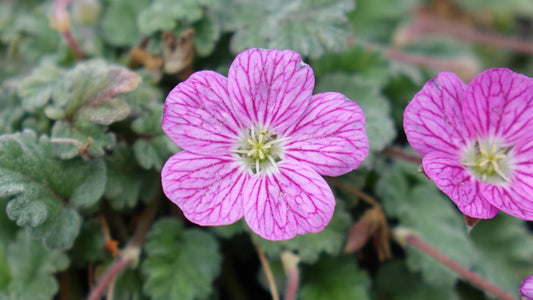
[
  {"left": 4, "top": 230, "right": 69, "bottom": 300},
  {"left": 101, "top": 0, "right": 148, "bottom": 47},
  {"left": 44, "top": 59, "right": 140, "bottom": 159},
  {"left": 300, "top": 255, "right": 370, "bottom": 300},
  {"left": 137, "top": 0, "right": 213, "bottom": 35},
  {"left": 253, "top": 204, "right": 352, "bottom": 264},
  {"left": 105, "top": 143, "right": 159, "bottom": 210},
  {"left": 17, "top": 61, "right": 65, "bottom": 112},
  {"left": 131, "top": 103, "right": 180, "bottom": 171},
  {"left": 349, "top": 0, "right": 417, "bottom": 42},
  {"left": 316, "top": 73, "right": 396, "bottom": 157},
  {"left": 45, "top": 59, "right": 140, "bottom": 121},
  {"left": 312, "top": 44, "right": 390, "bottom": 86},
  {"left": 114, "top": 268, "right": 148, "bottom": 300},
  {"left": 0, "top": 81, "right": 24, "bottom": 135},
  {"left": 471, "top": 214, "right": 533, "bottom": 298},
  {"left": 216, "top": 0, "right": 354, "bottom": 59},
  {"left": 68, "top": 219, "right": 106, "bottom": 267},
  {"left": 142, "top": 218, "right": 222, "bottom": 300},
  {"left": 375, "top": 260, "right": 459, "bottom": 300},
  {"left": 376, "top": 160, "right": 478, "bottom": 288},
  {"left": 192, "top": 12, "right": 221, "bottom": 57},
  {"left": 0, "top": 129, "right": 106, "bottom": 249}
]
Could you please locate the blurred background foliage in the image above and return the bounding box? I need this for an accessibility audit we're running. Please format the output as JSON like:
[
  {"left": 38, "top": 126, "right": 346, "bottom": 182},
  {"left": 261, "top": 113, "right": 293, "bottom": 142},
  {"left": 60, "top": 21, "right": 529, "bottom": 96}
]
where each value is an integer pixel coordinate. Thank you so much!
[{"left": 0, "top": 0, "right": 533, "bottom": 299}]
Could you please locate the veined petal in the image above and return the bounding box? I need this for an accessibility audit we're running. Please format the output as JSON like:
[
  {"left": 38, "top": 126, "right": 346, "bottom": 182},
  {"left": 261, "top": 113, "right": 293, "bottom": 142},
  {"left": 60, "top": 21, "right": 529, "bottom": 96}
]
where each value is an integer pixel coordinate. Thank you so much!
[
  {"left": 228, "top": 48, "right": 314, "bottom": 132},
  {"left": 243, "top": 161, "right": 335, "bottom": 240},
  {"left": 463, "top": 68, "right": 533, "bottom": 144},
  {"left": 479, "top": 166, "right": 533, "bottom": 220},
  {"left": 520, "top": 274, "right": 533, "bottom": 300},
  {"left": 161, "top": 151, "right": 247, "bottom": 226},
  {"left": 162, "top": 71, "right": 241, "bottom": 155},
  {"left": 284, "top": 92, "right": 369, "bottom": 176},
  {"left": 422, "top": 151, "right": 499, "bottom": 219},
  {"left": 404, "top": 72, "right": 471, "bottom": 156}
]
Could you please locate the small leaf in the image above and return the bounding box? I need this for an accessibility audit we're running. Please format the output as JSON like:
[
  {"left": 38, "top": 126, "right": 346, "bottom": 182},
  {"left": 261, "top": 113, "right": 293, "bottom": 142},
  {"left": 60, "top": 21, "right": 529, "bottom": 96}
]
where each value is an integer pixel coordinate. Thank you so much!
[
  {"left": 4, "top": 230, "right": 69, "bottom": 300},
  {"left": 376, "top": 160, "right": 478, "bottom": 288},
  {"left": 217, "top": 0, "right": 354, "bottom": 59},
  {"left": 300, "top": 255, "right": 370, "bottom": 300},
  {"left": 51, "top": 120, "right": 116, "bottom": 159},
  {"left": 0, "top": 129, "right": 106, "bottom": 249},
  {"left": 137, "top": 0, "right": 213, "bottom": 35},
  {"left": 253, "top": 204, "right": 352, "bottom": 264},
  {"left": 0, "top": 81, "right": 24, "bottom": 135},
  {"left": 68, "top": 219, "right": 106, "bottom": 267},
  {"left": 79, "top": 98, "right": 130, "bottom": 126},
  {"left": 44, "top": 59, "right": 141, "bottom": 121},
  {"left": 101, "top": 0, "right": 148, "bottom": 47},
  {"left": 471, "top": 214, "right": 533, "bottom": 297},
  {"left": 17, "top": 61, "right": 65, "bottom": 112},
  {"left": 105, "top": 143, "right": 159, "bottom": 210},
  {"left": 142, "top": 218, "right": 222, "bottom": 300}
]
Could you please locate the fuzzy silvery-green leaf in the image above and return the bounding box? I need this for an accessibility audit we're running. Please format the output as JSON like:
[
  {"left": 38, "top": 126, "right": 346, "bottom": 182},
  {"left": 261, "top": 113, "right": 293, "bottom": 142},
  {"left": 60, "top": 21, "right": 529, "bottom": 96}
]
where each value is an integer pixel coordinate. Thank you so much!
[
  {"left": 0, "top": 81, "right": 24, "bottom": 135},
  {"left": 0, "top": 129, "right": 106, "bottom": 250},
  {"left": 300, "top": 255, "right": 370, "bottom": 300},
  {"left": 312, "top": 44, "right": 390, "bottom": 86},
  {"left": 44, "top": 59, "right": 140, "bottom": 159},
  {"left": 2, "top": 230, "right": 69, "bottom": 300},
  {"left": 44, "top": 59, "right": 140, "bottom": 121},
  {"left": 215, "top": 0, "right": 354, "bottom": 59},
  {"left": 471, "top": 214, "right": 533, "bottom": 298},
  {"left": 137, "top": 0, "right": 214, "bottom": 35},
  {"left": 131, "top": 103, "right": 179, "bottom": 171},
  {"left": 316, "top": 73, "right": 396, "bottom": 156},
  {"left": 253, "top": 204, "right": 352, "bottom": 264},
  {"left": 101, "top": 0, "right": 149, "bottom": 47},
  {"left": 105, "top": 143, "right": 159, "bottom": 210},
  {"left": 376, "top": 160, "right": 478, "bottom": 288},
  {"left": 17, "top": 61, "right": 65, "bottom": 112},
  {"left": 142, "top": 218, "right": 222, "bottom": 300},
  {"left": 192, "top": 12, "right": 221, "bottom": 57}
]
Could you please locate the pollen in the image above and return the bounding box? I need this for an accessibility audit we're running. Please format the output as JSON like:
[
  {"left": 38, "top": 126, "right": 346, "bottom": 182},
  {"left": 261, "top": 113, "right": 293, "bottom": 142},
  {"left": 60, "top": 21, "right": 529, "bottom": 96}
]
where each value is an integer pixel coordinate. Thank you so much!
[
  {"left": 232, "top": 126, "right": 285, "bottom": 174},
  {"left": 461, "top": 138, "right": 514, "bottom": 184}
]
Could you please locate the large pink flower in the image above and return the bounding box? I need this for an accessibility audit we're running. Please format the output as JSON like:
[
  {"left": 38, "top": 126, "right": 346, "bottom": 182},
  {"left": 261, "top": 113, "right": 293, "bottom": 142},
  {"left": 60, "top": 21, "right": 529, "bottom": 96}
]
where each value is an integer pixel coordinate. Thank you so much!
[
  {"left": 521, "top": 274, "right": 533, "bottom": 300},
  {"left": 404, "top": 68, "right": 533, "bottom": 220},
  {"left": 161, "top": 48, "right": 369, "bottom": 240}
]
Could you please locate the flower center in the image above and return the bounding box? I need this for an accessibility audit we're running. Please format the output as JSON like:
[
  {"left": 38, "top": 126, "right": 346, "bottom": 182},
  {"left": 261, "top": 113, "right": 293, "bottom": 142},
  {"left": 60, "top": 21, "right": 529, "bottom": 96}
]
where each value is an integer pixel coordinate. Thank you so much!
[
  {"left": 461, "top": 138, "right": 514, "bottom": 184},
  {"left": 232, "top": 126, "right": 285, "bottom": 174}
]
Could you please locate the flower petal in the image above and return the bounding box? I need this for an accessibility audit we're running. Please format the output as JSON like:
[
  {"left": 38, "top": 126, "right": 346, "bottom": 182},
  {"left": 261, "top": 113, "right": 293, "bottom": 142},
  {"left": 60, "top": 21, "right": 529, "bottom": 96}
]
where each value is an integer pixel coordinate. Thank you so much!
[
  {"left": 422, "top": 151, "right": 499, "bottom": 219},
  {"left": 162, "top": 71, "right": 241, "bottom": 155},
  {"left": 243, "top": 161, "right": 335, "bottom": 240},
  {"left": 284, "top": 92, "right": 369, "bottom": 176},
  {"left": 520, "top": 274, "right": 533, "bottom": 300},
  {"left": 161, "top": 151, "right": 247, "bottom": 226},
  {"left": 404, "top": 72, "right": 471, "bottom": 156},
  {"left": 228, "top": 48, "right": 314, "bottom": 132},
  {"left": 463, "top": 68, "right": 533, "bottom": 144}
]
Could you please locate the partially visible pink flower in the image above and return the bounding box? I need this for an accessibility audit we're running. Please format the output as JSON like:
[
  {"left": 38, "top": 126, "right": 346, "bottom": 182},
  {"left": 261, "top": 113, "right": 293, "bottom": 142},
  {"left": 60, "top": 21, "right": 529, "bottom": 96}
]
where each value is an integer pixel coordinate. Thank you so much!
[
  {"left": 161, "top": 48, "right": 369, "bottom": 240},
  {"left": 404, "top": 68, "right": 533, "bottom": 220},
  {"left": 521, "top": 274, "right": 533, "bottom": 300}
]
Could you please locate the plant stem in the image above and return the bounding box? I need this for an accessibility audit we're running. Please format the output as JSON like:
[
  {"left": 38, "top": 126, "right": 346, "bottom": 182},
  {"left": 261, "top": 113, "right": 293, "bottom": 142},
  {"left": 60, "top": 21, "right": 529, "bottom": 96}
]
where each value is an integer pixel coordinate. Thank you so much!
[
  {"left": 394, "top": 228, "right": 517, "bottom": 300},
  {"left": 87, "top": 195, "right": 160, "bottom": 299},
  {"left": 63, "top": 30, "right": 85, "bottom": 60},
  {"left": 254, "top": 242, "right": 279, "bottom": 300},
  {"left": 382, "top": 146, "right": 423, "bottom": 164},
  {"left": 326, "top": 178, "right": 381, "bottom": 208}
]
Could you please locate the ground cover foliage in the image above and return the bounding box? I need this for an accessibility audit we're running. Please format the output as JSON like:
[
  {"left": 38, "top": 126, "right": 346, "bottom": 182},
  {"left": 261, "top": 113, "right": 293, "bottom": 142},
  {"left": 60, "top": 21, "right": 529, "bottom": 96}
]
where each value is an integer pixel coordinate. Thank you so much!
[{"left": 1, "top": 0, "right": 533, "bottom": 299}]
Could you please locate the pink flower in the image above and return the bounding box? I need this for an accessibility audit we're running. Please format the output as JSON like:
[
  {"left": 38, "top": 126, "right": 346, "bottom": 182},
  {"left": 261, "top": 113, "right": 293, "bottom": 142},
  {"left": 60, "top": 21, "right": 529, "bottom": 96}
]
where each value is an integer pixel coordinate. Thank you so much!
[
  {"left": 521, "top": 274, "right": 533, "bottom": 300},
  {"left": 161, "top": 48, "right": 369, "bottom": 240},
  {"left": 404, "top": 68, "right": 533, "bottom": 220}
]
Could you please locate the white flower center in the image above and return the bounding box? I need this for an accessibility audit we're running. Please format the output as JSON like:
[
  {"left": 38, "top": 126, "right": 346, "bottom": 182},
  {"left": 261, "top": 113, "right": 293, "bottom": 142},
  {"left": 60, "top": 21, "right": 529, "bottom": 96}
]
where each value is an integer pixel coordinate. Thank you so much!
[
  {"left": 232, "top": 126, "right": 285, "bottom": 174},
  {"left": 461, "top": 138, "right": 514, "bottom": 184}
]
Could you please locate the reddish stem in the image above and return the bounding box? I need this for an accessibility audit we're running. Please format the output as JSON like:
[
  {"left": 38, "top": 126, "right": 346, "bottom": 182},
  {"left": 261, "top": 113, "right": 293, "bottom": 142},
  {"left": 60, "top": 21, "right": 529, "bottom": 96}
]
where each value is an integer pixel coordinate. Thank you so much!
[
  {"left": 284, "top": 269, "right": 300, "bottom": 300},
  {"left": 87, "top": 258, "right": 134, "bottom": 300},
  {"left": 382, "top": 146, "right": 423, "bottom": 165},
  {"left": 63, "top": 30, "right": 85, "bottom": 60},
  {"left": 401, "top": 231, "right": 516, "bottom": 300}
]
